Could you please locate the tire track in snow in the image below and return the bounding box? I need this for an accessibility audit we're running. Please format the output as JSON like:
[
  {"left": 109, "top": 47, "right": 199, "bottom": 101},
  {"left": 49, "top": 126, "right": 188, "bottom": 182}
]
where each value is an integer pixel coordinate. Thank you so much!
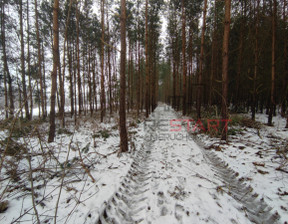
[
  {"left": 95, "top": 128, "right": 155, "bottom": 223},
  {"left": 200, "top": 147, "right": 280, "bottom": 224},
  {"left": 95, "top": 104, "right": 280, "bottom": 224}
]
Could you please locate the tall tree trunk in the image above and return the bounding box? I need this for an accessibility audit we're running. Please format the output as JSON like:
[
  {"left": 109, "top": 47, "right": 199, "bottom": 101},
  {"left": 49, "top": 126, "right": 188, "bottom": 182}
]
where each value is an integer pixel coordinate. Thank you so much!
[
  {"left": 236, "top": 1, "right": 245, "bottom": 112},
  {"left": 58, "top": 0, "right": 73, "bottom": 126},
  {"left": 17, "top": 77, "right": 23, "bottom": 118},
  {"left": 73, "top": 42, "right": 78, "bottom": 123},
  {"left": 93, "top": 55, "right": 97, "bottom": 112},
  {"left": 188, "top": 27, "right": 193, "bottom": 112},
  {"left": 27, "top": 0, "right": 33, "bottom": 118},
  {"left": 1, "top": 5, "right": 8, "bottom": 119},
  {"left": 172, "top": 61, "right": 176, "bottom": 108},
  {"left": 151, "top": 34, "right": 156, "bottom": 112},
  {"left": 252, "top": 0, "right": 260, "bottom": 120},
  {"left": 68, "top": 41, "right": 74, "bottom": 117},
  {"left": 196, "top": 0, "right": 208, "bottom": 119},
  {"left": 42, "top": 43, "right": 48, "bottom": 117},
  {"left": 182, "top": 0, "right": 187, "bottom": 115},
  {"left": 76, "top": 3, "right": 82, "bottom": 115},
  {"left": 209, "top": 3, "right": 217, "bottom": 107},
  {"left": 268, "top": 0, "right": 277, "bottom": 126},
  {"left": 221, "top": 0, "right": 231, "bottom": 141},
  {"left": 19, "top": 0, "right": 30, "bottom": 120},
  {"left": 284, "top": 0, "right": 288, "bottom": 128},
  {"left": 1, "top": 1, "right": 14, "bottom": 117},
  {"left": 140, "top": 48, "right": 144, "bottom": 112},
  {"left": 282, "top": 0, "right": 287, "bottom": 117},
  {"left": 88, "top": 46, "right": 93, "bottom": 115},
  {"left": 34, "top": 0, "right": 45, "bottom": 118},
  {"left": 140, "top": 49, "right": 144, "bottom": 112},
  {"left": 95, "top": 54, "right": 99, "bottom": 111},
  {"left": 48, "top": 0, "right": 59, "bottom": 143},
  {"left": 107, "top": 12, "right": 113, "bottom": 115},
  {"left": 130, "top": 46, "right": 134, "bottom": 111},
  {"left": 127, "top": 42, "right": 131, "bottom": 112},
  {"left": 3, "top": 63, "right": 8, "bottom": 119},
  {"left": 136, "top": 40, "right": 141, "bottom": 117},
  {"left": 119, "top": 0, "right": 128, "bottom": 153},
  {"left": 176, "top": 61, "right": 180, "bottom": 110},
  {"left": 145, "top": 0, "right": 150, "bottom": 118},
  {"left": 82, "top": 55, "right": 87, "bottom": 115},
  {"left": 100, "top": 0, "right": 106, "bottom": 122},
  {"left": 36, "top": 80, "right": 40, "bottom": 118}
]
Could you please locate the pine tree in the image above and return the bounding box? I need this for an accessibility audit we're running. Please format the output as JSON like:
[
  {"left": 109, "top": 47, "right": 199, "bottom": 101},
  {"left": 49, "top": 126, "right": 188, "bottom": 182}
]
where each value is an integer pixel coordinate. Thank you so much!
[
  {"left": 221, "top": 0, "right": 231, "bottom": 141},
  {"left": 48, "top": 0, "right": 60, "bottom": 143},
  {"left": 119, "top": 0, "right": 128, "bottom": 153},
  {"left": 19, "top": 0, "right": 30, "bottom": 120}
]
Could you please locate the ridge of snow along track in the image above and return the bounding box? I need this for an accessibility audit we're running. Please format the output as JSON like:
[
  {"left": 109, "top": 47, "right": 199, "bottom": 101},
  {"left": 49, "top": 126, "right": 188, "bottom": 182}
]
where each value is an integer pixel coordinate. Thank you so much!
[
  {"left": 193, "top": 136, "right": 280, "bottom": 224},
  {"left": 94, "top": 104, "right": 281, "bottom": 224}
]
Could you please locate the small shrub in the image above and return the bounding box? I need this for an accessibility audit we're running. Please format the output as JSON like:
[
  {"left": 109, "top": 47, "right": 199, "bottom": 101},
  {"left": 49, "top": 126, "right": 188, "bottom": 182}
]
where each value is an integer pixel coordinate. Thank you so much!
[
  {"left": 92, "top": 129, "right": 110, "bottom": 141},
  {"left": 229, "top": 115, "right": 244, "bottom": 126},
  {"left": 0, "top": 138, "right": 27, "bottom": 156},
  {"left": 12, "top": 125, "right": 32, "bottom": 138},
  {"left": 5, "top": 158, "right": 20, "bottom": 182},
  {"left": 129, "top": 121, "right": 137, "bottom": 128},
  {"left": 9, "top": 118, "right": 44, "bottom": 138},
  {"left": 241, "top": 118, "right": 261, "bottom": 129},
  {"left": 57, "top": 128, "right": 73, "bottom": 135},
  {"left": 100, "top": 130, "right": 110, "bottom": 140}
]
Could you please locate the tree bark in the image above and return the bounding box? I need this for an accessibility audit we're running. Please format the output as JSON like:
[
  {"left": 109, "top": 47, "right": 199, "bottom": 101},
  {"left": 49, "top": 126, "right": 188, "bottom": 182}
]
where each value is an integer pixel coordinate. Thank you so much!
[
  {"left": 19, "top": 0, "right": 30, "bottom": 120},
  {"left": 187, "top": 27, "right": 193, "bottom": 112},
  {"left": 48, "top": 0, "right": 59, "bottom": 142},
  {"left": 284, "top": 0, "right": 288, "bottom": 128},
  {"left": 3, "top": 61, "right": 8, "bottom": 119},
  {"left": 268, "top": 0, "right": 277, "bottom": 126},
  {"left": 252, "top": 0, "right": 260, "bottom": 120},
  {"left": 100, "top": 0, "right": 106, "bottom": 122},
  {"left": 34, "top": 0, "right": 45, "bottom": 118},
  {"left": 1, "top": 1, "right": 14, "bottom": 117},
  {"left": 209, "top": 3, "right": 217, "bottom": 107},
  {"left": 68, "top": 41, "right": 74, "bottom": 117},
  {"left": 107, "top": 12, "right": 113, "bottom": 115},
  {"left": 127, "top": 42, "right": 132, "bottom": 112},
  {"left": 145, "top": 0, "right": 150, "bottom": 118},
  {"left": 92, "top": 54, "right": 97, "bottom": 112},
  {"left": 88, "top": 46, "right": 93, "bottom": 115},
  {"left": 27, "top": 0, "right": 33, "bottom": 118},
  {"left": 119, "top": 0, "right": 128, "bottom": 153},
  {"left": 221, "top": 0, "right": 231, "bottom": 141},
  {"left": 59, "top": 0, "right": 73, "bottom": 125},
  {"left": 172, "top": 61, "right": 176, "bottom": 109},
  {"left": 42, "top": 43, "right": 48, "bottom": 117},
  {"left": 76, "top": 2, "right": 83, "bottom": 115},
  {"left": 136, "top": 40, "right": 141, "bottom": 117},
  {"left": 236, "top": 1, "right": 245, "bottom": 112},
  {"left": 182, "top": 0, "right": 187, "bottom": 115},
  {"left": 196, "top": 0, "right": 208, "bottom": 119}
]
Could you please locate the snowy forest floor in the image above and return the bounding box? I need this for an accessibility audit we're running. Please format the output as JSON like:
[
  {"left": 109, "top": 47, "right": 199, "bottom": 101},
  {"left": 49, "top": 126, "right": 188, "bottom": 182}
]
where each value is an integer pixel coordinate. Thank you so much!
[{"left": 0, "top": 104, "right": 287, "bottom": 223}]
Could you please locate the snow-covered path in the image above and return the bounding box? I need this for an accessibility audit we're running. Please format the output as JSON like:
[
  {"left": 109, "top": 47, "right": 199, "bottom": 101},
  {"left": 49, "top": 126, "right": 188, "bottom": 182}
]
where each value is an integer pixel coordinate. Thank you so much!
[{"left": 96, "top": 104, "right": 279, "bottom": 224}]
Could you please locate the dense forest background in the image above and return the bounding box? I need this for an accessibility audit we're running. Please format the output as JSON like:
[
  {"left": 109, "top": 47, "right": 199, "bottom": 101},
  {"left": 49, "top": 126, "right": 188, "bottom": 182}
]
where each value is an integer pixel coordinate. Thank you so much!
[{"left": 0, "top": 0, "right": 287, "bottom": 141}]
